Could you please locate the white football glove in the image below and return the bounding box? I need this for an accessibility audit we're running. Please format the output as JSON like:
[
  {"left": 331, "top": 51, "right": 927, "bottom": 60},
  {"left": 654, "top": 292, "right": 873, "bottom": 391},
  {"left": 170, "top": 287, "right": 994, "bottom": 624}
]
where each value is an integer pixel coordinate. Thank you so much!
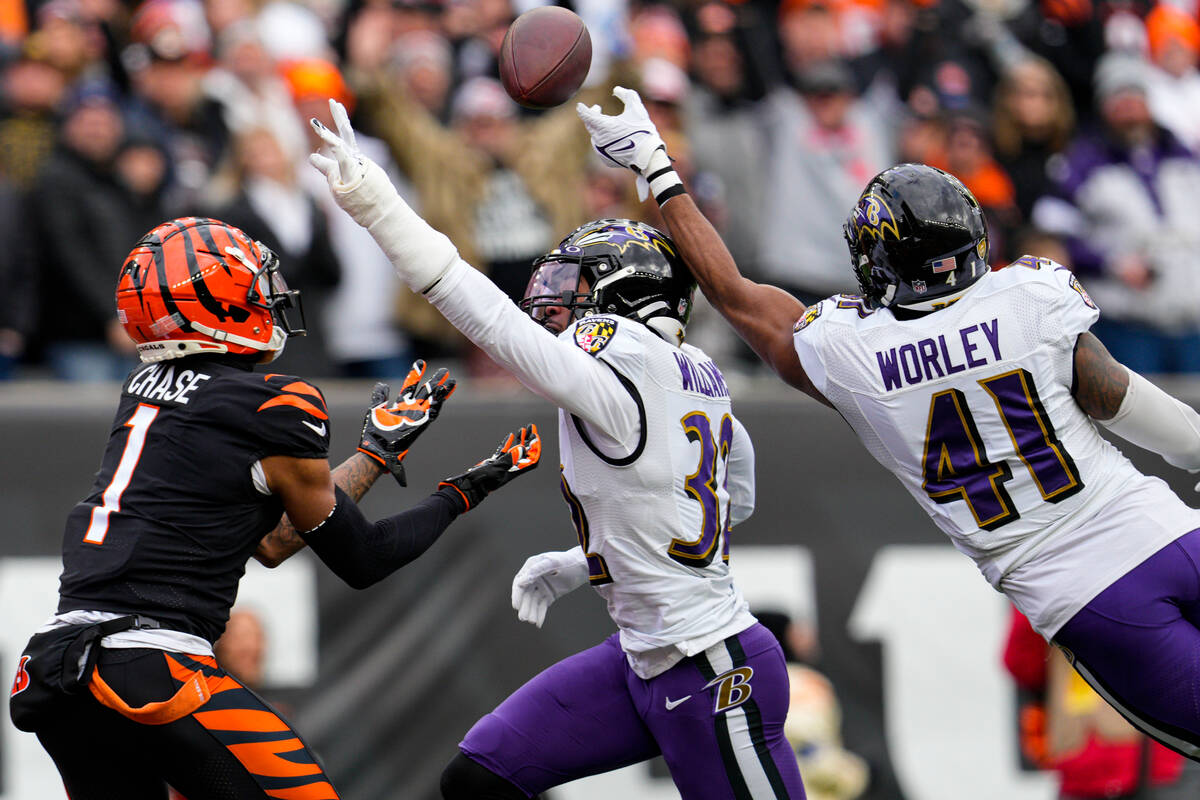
[
  {"left": 511, "top": 547, "right": 589, "bottom": 628},
  {"left": 309, "top": 98, "right": 457, "bottom": 293},
  {"left": 577, "top": 87, "right": 682, "bottom": 203}
]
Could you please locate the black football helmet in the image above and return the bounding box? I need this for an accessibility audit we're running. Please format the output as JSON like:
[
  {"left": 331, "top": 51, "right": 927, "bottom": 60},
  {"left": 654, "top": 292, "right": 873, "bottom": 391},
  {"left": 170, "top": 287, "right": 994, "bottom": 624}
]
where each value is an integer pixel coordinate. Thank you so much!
[
  {"left": 519, "top": 219, "right": 696, "bottom": 341},
  {"left": 844, "top": 163, "right": 989, "bottom": 310}
]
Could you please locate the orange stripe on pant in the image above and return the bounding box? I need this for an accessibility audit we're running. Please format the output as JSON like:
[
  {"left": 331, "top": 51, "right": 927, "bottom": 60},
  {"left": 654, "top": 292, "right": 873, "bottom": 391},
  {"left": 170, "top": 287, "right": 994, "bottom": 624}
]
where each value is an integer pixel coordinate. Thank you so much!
[
  {"left": 192, "top": 708, "right": 291, "bottom": 732},
  {"left": 226, "top": 739, "right": 324, "bottom": 778}
]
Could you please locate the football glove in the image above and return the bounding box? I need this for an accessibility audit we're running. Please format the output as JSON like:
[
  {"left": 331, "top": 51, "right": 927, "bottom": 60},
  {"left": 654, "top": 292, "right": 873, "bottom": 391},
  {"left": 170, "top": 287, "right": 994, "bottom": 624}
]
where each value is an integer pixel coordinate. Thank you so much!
[
  {"left": 439, "top": 424, "right": 541, "bottom": 511},
  {"left": 309, "top": 98, "right": 458, "bottom": 292},
  {"left": 511, "top": 547, "right": 589, "bottom": 628},
  {"left": 359, "top": 360, "right": 456, "bottom": 486},
  {"left": 576, "top": 86, "right": 683, "bottom": 204}
]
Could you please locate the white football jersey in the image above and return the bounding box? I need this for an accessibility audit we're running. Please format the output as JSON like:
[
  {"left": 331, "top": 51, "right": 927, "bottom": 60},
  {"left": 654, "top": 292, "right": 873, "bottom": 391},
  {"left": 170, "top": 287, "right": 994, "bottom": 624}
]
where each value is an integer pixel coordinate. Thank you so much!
[
  {"left": 793, "top": 258, "right": 1200, "bottom": 637},
  {"left": 559, "top": 315, "right": 757, "bottom": 678}
]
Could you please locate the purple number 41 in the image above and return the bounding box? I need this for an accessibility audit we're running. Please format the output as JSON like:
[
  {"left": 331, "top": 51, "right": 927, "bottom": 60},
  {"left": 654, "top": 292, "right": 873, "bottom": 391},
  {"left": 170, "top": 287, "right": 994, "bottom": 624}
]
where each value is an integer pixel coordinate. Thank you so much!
[{"left": 922, "top": 368, "right": 1082, "bottom": 530}]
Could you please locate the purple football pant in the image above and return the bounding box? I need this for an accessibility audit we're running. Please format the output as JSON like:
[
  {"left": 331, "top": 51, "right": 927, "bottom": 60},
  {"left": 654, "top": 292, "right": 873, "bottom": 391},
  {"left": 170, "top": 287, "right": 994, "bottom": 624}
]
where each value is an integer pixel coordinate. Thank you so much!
[
  {"left": 1053, "top": 527, "right": 1200, "bottom": 760},
  {"left": 459, "top": 622, "right": 805, "bottom": 799}
]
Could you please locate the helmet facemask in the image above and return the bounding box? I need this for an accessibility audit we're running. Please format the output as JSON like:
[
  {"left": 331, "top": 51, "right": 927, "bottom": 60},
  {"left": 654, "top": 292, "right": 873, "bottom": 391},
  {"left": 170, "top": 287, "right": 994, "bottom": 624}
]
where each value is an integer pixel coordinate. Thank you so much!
[
  {"left": 519, "top": 219, "right": 695, "bottom": 343},
  {"left": 240, "top": 243, "right": 307, "bottom": 340},
  {"left": 520, "top": 256, "right": 600, "bottom": 332}
]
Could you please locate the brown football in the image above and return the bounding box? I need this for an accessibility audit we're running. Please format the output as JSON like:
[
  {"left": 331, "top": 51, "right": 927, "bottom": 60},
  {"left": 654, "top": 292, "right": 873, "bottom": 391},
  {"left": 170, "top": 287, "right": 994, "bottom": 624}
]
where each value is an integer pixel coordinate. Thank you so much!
[{"left": 498, "top": 6, "right": 592, "bottom": 109}]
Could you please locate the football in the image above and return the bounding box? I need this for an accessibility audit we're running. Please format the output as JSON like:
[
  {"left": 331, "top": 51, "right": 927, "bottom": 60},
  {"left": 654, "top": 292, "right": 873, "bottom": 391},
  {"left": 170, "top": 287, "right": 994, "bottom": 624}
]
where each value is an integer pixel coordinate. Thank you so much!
[{"left": 498, "top": 6, "right": 592, "bottom": 109}]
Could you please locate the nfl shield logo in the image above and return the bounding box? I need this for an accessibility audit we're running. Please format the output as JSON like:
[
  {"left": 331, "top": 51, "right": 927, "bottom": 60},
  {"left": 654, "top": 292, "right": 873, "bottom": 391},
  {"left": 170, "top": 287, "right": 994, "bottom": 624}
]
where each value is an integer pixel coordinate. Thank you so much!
[
  {"left": 931, "top": 256, "right": 956, "bottom": 273},
  {"left": 912, "top": 280, "right": 928, "bottom": 294}
]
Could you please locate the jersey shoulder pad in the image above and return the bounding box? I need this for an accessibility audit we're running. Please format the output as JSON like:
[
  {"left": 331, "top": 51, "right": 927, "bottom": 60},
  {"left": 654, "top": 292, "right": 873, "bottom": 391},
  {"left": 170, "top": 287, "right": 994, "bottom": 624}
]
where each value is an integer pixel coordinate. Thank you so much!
[
  {"left": 794, "top": 295, "right": 877, "bottom": 336},
  {"left": 1002, "top": 256, "right": 1098, "bottom": 310},
  {"left": 248, "top": 372, "right": 331, "bottom": 458}
]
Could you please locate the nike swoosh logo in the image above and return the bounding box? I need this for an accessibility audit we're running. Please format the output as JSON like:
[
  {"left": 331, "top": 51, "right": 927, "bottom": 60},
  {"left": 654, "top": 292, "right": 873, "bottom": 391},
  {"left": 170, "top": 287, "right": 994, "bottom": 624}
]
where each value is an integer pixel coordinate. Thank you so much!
[
  {"left": 301, "top": 420, "right": 327, "bottom": 437},
  {"left": 664, "top": 695, "right": 692, "bottom": 711}
]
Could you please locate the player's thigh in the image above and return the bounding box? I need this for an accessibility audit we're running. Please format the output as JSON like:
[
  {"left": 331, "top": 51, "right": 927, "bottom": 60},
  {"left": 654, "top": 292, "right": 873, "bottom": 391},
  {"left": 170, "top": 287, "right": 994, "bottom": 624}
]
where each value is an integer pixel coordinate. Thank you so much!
[
  {"left": 95, "top": 649, "right": 340, "bottom": 799},
  {"left": 459, "top": 634, "right": 659, "bottom": 796},
  {"left": 1054, "top": 529, "right": 1200, "bottom": 758},
  {"left": 642, "top": 624, "right": 805, "bottom": 800},
  {"left": 35, "top": 697, "right": 169, "bottom": 800}
]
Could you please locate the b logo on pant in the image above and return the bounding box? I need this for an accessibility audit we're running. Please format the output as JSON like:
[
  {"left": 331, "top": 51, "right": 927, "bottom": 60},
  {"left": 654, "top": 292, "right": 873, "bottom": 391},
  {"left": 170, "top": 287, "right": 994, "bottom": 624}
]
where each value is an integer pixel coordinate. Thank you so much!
[
  {"left": 10, "top": 655, "right": 30, "bottom": 697},
  {"left": 705, "top": 666, "right": 753, "bottom": 714}
]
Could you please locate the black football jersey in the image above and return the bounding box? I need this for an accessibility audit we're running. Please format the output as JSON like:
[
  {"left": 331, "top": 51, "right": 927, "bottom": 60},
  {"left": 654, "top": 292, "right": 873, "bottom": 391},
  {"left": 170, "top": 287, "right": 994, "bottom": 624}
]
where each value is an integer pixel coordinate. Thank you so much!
[{"left": 57, "top": 357, "right": 331, "bottom": 643}]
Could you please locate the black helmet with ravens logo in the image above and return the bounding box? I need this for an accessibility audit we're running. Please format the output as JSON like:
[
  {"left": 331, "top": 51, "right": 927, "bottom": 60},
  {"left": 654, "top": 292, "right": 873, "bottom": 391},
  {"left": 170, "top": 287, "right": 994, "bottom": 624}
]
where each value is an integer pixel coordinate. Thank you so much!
[
  {"left": 520, "top": 219, "right": 696, "bottom": 343},
  {"left": 844, "top": 163, "right": 990, "bottom": 311}
]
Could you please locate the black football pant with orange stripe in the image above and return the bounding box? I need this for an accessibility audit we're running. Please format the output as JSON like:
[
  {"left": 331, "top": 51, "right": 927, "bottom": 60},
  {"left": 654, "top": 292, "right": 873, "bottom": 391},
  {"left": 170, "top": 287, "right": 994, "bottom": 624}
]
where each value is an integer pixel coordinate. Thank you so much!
[{"left": 35, "top": 648, "right": 339, "bottom": 799}]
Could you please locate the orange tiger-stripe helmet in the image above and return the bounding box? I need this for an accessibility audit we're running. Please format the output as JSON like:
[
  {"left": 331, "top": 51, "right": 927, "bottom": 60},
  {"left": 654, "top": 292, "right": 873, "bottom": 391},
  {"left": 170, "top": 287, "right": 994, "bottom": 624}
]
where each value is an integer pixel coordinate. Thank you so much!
[{"left": 116, "top": 217, "right": 306, "bottom": 363}]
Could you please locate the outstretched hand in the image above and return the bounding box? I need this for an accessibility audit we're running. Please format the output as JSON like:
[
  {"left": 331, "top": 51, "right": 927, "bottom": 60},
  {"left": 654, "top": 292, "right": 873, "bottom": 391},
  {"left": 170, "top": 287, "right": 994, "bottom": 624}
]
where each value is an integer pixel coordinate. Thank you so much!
[
  {"left": 439, "top": 424, "right": 541, "bottom": 511},
  {"left": 309, "top": 99, "right": 366, "bottom": 190},
  {"left": 307, "top": 96, "right": 460, "bottom": 293},
  {"left": 577, "top": 87, "right": 675, "bottom": 201},
  {"left": 359, "top": 360, "right": 457, "bottom": 486}
]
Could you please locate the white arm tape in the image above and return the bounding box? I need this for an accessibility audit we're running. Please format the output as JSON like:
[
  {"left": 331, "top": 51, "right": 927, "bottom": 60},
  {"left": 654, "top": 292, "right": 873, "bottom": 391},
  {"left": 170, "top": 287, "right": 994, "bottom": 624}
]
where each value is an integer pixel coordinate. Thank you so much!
[
  {"left": 335, "top": 159, "right": 457, "bottom": 293},
  {"left": 1095, "top": 367, "right": 1200, "bottom": 471},
  {"left": 426, "top": 260, "right": 641, "bottom": 443}
]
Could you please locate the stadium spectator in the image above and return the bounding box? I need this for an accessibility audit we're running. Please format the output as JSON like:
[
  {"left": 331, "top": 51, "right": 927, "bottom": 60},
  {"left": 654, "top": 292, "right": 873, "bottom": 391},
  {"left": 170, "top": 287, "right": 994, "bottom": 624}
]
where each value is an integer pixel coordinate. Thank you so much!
[
  {"left": 114, "top": 131, "right": 175, "bottom": 235},
  {"left": 0, "top": 175, "right": 34, "bottom": 378},
  {"left": 29, "top": 79, "right": 139, "bottom": 380},
  {"left": 1144, "top": 3, "right": 1200, "bottom": 153},
  {"left": 202, "top": 20, "right": 308, "bottom": 163},
  {"left": 756, "top": 610, "right": 869, "bottom": 800},
  {"left": 213, "top": 606, "right": 268, "bottom": 689},
  {"left": 1003, "top": 606, "right": 1187, "bottom": 800},
  {"left": 388, "top": 30, "right": 454, "bottom": 120},
  {"left": 123, "top": 0, "right": 227, "bottom": 214},
  {"left": 31, "top": 0, "right": 101, "bottom": 84},
  {"left": 928, "top": 106, "right": 1019, "bottom": 262},
  {"left": 685, "top": 7, "right": 767, "bottom": 279},
  {"left": 992, "top": 56, "right": 1076, "bottom": 221},
  {"left": 0, "top": 50, "right": 66, "bottom": 189},
  {"left": 210, "top": 125, "right": 340, "bottom": 375},
  {"left": 289, "top": 59, "right": 417, "bottom": 378},
  {"left": 1034, "top": 53, "right": 1200, "bottom": 373},
  {"left": 758, "top": 58, "right": 892, "bottom": 303}
]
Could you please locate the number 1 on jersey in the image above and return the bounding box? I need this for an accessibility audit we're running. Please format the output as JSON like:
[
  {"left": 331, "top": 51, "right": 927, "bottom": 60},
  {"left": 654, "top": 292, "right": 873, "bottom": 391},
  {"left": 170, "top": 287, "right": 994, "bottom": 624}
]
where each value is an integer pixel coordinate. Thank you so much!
[{"left": 83, "top": 403, "right": 159, "bottom": 545}]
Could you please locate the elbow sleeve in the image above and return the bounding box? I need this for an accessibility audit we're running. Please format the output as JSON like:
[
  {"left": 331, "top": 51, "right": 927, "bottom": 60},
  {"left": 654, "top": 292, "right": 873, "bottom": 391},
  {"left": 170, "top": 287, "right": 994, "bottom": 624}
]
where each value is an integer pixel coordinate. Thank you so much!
[
  {"left": 300, "top": 486, "right": 466, "bottom": 589},
  {"left": 1095, "top": 368, "right": 1200, "bottom": 472}
]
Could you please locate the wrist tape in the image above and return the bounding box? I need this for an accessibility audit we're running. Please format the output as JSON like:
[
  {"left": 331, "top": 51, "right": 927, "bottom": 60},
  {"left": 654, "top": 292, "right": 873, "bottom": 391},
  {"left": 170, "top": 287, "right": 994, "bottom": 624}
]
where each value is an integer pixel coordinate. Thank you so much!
[{"left": 645, "top": 148, "right": 685, "bottom": 206}]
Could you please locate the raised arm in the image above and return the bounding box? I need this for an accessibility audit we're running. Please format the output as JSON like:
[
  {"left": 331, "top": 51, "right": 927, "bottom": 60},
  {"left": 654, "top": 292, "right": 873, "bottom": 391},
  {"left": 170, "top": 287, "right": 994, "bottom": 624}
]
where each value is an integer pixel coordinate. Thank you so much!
[
  {"left": 255, "top": 362, "right": 455, "bottom": 566},
  {"left": 659, "top": 194, "right": 825, "bottom": 402},
  {"left": 256, "top": 424, "right": 540, "bottom": 589},
  {"left": 575, "top": 87, "right": 829, "bottom": 404},
  {"left": 307, "top": 99, "right": 640, "bottom": 444}
]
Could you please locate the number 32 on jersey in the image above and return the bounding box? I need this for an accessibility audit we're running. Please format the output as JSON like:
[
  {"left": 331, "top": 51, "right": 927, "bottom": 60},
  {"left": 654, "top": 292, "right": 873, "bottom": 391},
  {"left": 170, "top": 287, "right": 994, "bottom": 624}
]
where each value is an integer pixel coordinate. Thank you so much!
[{"left": 671, "top": 411, "right": 734, "bottom": 567}]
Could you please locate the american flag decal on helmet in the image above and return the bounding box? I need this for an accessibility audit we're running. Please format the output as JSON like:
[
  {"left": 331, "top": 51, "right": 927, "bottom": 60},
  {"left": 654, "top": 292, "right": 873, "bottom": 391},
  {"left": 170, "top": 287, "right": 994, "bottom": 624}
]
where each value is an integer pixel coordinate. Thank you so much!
[{"left": 931, "top": 256, "right": 957, "bottom": 273}]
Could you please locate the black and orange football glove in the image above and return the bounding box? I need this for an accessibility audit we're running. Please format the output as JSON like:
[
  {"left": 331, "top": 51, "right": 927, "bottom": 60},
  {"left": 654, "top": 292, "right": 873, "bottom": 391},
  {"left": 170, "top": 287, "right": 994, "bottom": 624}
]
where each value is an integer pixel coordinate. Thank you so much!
[
  {"left": 439, "top": 424, "right": 541, "bottom": 511},
  {"left": 359, "top": 360, "right": 456, "bottom": 486}
]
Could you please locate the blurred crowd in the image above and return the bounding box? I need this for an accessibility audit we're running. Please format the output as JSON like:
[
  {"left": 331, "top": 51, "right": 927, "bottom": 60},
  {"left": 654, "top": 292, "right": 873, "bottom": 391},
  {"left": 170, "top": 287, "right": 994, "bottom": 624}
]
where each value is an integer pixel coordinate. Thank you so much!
[{"left": 2, "top": 0, "right": 1200, "bottom": 379}]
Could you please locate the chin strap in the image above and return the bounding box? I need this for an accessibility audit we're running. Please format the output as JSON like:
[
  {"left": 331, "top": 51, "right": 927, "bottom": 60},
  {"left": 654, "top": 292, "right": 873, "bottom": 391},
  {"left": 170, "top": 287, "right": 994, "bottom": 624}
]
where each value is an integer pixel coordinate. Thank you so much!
[{"left": 136, "top": 325, "right": 286, "bottom": 363}]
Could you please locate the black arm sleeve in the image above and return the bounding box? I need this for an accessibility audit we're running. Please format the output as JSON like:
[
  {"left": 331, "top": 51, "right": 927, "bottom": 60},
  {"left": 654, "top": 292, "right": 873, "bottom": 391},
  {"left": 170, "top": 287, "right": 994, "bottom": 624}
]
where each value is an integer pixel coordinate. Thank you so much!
[{"left": 299, "top": 486, "right": 467, "bottom": 589}]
